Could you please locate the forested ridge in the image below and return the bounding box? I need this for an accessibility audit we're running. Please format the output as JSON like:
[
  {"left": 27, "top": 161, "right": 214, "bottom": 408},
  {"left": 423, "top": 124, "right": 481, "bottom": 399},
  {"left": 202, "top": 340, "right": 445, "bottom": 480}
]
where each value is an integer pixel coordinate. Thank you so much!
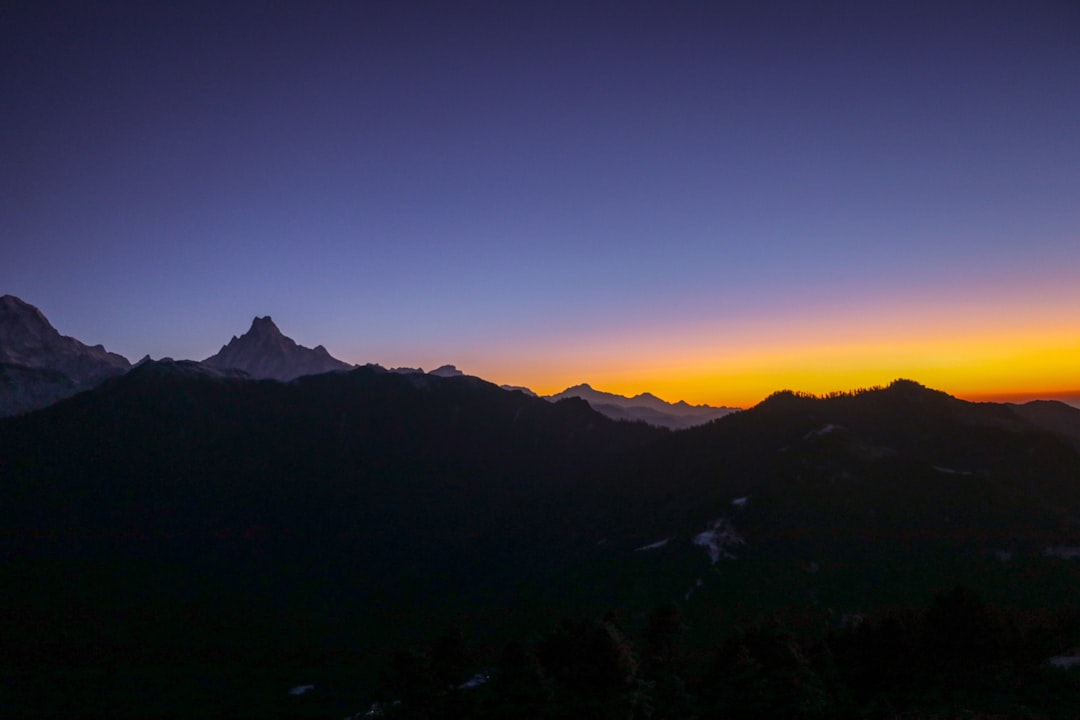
[{"left": 365, "top": 587, "right": 1080, "bottom": 720}]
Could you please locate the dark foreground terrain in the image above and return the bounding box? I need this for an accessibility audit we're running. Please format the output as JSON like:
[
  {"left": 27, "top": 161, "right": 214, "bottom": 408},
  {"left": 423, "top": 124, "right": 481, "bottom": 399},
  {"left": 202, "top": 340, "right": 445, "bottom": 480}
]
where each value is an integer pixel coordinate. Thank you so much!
[{"left": 2, "top": 368, "right": 1080, "bottom": 718}]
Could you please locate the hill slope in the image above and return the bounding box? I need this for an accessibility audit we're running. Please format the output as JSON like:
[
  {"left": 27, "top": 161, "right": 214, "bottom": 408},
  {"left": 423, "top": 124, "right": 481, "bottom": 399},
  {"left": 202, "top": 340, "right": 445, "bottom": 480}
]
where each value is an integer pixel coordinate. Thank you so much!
[{"left": 0, "top": 362, "right": 660, "bottom": 717}]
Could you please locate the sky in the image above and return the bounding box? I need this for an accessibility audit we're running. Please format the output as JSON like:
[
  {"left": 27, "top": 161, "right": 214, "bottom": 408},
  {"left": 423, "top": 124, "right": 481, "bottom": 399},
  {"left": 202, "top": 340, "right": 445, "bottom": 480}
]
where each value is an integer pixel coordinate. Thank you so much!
[{"left": 3, "top": 1, "right": 1078, "bottom": 408}]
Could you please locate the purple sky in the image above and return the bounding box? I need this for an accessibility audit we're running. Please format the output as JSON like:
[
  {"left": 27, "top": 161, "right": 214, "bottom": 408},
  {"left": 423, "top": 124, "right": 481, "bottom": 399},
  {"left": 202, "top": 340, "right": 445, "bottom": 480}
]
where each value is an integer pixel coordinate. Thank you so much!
[{"left": 4, "top": 1, "right": 1079, "bottom": 403}]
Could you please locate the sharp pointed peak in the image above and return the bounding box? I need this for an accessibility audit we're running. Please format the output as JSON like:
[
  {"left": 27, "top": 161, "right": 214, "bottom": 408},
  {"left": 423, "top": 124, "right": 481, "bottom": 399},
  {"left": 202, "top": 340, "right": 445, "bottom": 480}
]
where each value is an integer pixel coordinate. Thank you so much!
[{"left": 204, "top": 314, "right": 352, "bottom": 381}]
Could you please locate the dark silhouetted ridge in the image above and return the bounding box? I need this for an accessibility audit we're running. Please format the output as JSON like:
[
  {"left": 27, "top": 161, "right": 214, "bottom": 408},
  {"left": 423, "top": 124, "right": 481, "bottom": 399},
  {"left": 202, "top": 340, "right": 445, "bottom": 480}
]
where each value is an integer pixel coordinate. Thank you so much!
[{"left": 3, "top": 370, "right": 1080, "bottom": 717}]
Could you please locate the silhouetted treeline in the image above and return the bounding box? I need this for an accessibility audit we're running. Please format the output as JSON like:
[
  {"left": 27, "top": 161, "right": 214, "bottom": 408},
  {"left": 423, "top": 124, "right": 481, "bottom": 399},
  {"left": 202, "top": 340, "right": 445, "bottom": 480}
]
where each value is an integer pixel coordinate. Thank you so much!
[{"left": 370, "top": 588, "right": 1080, "bottom": 720}]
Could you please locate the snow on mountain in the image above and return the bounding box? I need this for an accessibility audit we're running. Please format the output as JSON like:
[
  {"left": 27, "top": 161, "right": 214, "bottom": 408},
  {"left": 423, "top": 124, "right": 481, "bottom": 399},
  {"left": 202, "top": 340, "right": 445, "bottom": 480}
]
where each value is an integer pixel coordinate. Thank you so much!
[
  {"left": 0, "top": 294, "right": 131, "bottom": 416},
  {"left": 0, "top": 294, "right": 130, "bottom": 384},
  {"left": 428, "top": 364, "right": 465, "bottom": 378}
]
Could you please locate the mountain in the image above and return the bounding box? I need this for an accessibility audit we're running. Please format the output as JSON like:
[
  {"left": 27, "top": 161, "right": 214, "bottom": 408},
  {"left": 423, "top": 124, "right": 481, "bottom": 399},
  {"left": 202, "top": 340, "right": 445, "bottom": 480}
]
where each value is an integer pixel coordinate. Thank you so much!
[
  {"left": 0, "top": 294, "right": 130, "bottom": 416},
  {"left": 0, "top": 294, "right": 131, "bottom": 383},
  {"left": 202, "top": 315, "right": 353, "bottom": 381},
  {"left": 4, "top": 374, "right": 1080, "bottom": 717},
  {"left": 548, "top": 382, "right": 738, "bottom": 429}
]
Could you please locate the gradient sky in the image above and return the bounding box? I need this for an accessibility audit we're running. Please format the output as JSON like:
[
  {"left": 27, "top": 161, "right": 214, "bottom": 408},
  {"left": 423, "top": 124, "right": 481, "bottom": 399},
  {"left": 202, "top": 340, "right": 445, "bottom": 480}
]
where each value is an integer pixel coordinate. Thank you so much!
[{"left": 4, "top": 1, "right": 1078, "bottom": 407}]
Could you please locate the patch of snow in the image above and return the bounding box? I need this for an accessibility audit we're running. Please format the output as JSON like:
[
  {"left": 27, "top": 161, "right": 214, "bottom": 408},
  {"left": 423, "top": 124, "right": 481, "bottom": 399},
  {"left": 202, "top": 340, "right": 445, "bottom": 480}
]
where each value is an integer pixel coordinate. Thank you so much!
[
  {"left": 358, "top": 700, "right": 400, "bottom": 718},
  {"left": 731, "top": 496, "right": 748, "bottom": 508},
  {"left": 933, "top": 466, "right": 974, "bottom": 476},
  {"left": 692, "top": 518, "right": 745, "bottom": 564},
  {"left": 459, "top": 672, "right": 489, "bottom": 690},
  {"left": 634, "top": 538, "right": 670, "bottom": 551},
  {"left": 289, "top": 684, "right": 315, "bottom": 696},
  {"left": 804, "top": 424, "right": 842, "bottom": 440},
  {"left": 1044, "top": 546, "right": 1080, "bottom": 560}
]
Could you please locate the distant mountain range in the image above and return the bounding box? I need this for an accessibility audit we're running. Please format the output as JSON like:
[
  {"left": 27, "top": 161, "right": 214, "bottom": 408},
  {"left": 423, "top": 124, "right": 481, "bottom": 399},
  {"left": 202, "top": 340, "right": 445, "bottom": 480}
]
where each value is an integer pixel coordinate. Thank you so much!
[
  {"left": 0, "top": 293, "right": 1074, "bottom": 429},
  {"left": 546, "top": 382, "right": 738, "bottom": 429}
]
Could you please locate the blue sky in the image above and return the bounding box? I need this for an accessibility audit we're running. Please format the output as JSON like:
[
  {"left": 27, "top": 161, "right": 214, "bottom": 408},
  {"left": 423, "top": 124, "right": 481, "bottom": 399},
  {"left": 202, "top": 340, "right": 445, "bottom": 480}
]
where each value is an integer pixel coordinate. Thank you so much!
[{"left": 4, "top": 1, "right": 1078, "bottom": 404}]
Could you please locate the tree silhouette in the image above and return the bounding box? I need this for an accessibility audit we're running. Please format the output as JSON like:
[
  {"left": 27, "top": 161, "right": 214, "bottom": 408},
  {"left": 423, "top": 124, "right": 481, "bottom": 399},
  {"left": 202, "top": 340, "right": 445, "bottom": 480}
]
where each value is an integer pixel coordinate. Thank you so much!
[
  {"left": 699, "top": 622, "right": 828, "bottom": 720},
  {"left": 486, "top": 640, "right": 552, "bottom": 720}
]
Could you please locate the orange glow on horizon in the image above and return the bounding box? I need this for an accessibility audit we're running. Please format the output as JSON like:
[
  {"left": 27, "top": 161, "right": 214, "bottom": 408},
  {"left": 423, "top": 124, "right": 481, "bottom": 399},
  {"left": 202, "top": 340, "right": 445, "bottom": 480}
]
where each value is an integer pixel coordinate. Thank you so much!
[
  {"left": 388, "top": 278, "right": 1080, "bottom": 410},
  {"left": 473, "top": 322, "right": 1080, "bottom": 409}
]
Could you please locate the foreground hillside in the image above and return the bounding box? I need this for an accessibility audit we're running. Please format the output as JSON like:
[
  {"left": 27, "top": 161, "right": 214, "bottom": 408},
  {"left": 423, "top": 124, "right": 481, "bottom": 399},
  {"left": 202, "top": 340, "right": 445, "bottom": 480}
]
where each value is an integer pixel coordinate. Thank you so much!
[
  {"left": 0, "top": 362, "right": 660, "bottom": 718},
  {"left": 1, "top": 372, "right": 1079, "bottom": 718}
]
